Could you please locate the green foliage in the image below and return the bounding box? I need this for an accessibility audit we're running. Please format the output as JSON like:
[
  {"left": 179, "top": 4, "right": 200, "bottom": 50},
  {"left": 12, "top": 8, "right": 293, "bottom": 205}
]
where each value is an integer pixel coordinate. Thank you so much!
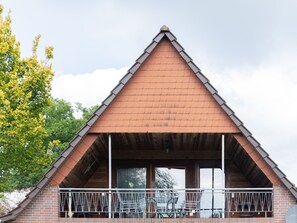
[
  {"left": 0, "top": 7, "right": 54, "bottom": 191},
  {"left": 0, "top": 5, "right": 97, "bottom": 192},
  {"left": 44, "top": 98, "right": 97, "bottom": 159}
]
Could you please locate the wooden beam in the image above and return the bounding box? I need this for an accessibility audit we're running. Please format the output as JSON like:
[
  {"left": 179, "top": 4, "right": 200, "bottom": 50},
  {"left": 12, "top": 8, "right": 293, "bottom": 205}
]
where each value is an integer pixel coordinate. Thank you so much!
[
  {"left": 112, "top": 150, "right": 231, "bottom": 160},
  {"left": 94, "top": 140, "right": 108, "bottom": 159}
]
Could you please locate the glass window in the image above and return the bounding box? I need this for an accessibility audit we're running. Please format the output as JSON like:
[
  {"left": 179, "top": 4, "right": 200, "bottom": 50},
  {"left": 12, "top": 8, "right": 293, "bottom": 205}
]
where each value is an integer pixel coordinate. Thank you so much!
[
  {"left": 155, "top": 168, "right": 185, "bottom": 209},
  {"left": 117, "top": 168, "right": 146, "bottom": 188},
  {"left": 200, "top": 168, "right": 223, "bottom": 218},
  {"left": 155, "top": 168, "right": 185, "bottom": 189}
]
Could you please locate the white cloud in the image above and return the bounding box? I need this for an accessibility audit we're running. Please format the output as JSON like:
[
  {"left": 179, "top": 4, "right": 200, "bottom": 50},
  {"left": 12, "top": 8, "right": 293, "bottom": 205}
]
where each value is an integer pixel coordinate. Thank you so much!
[
  {"left": 51, "top": 67, "right": 128, "bottom": 108},
  {"left": 205, "top": 58, "right": 297, "bottom": 185}
]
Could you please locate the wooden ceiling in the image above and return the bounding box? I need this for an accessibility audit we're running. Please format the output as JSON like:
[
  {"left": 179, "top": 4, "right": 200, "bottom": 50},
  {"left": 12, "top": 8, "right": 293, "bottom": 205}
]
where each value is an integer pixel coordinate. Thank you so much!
[
  {"left": 111, "top": 133, "right": 229, "bottom": 160},
  {"left": 61, "top": 133, "right": 271, "bottom": 188}
]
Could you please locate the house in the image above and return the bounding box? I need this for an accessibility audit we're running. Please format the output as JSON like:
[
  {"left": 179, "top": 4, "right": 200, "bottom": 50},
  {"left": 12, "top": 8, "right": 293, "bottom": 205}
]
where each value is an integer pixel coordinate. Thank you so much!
[{"left": 1, "top": 26, "right": 296, "bottom": 223}]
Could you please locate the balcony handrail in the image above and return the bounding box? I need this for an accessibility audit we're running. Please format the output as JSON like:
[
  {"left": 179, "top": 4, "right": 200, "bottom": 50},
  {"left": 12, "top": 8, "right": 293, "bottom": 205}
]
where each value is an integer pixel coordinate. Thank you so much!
[
  {"left": 59, "top": 187, "right": 273, "bottom": 191},
  {"left": 59, "top": 188, "right": 273, "bottom": 219}
]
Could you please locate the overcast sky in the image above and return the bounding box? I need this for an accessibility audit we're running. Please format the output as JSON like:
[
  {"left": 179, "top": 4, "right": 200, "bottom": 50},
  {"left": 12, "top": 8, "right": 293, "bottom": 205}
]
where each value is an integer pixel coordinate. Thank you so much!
[{"left": 2, "top": 1, "right": 297, "bottom": 186}]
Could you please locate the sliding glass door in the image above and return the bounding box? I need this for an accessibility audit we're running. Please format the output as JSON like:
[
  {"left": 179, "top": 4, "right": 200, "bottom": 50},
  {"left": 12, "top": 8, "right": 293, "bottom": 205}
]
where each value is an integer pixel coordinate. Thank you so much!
[{"left": 200, "top": 168, "right": 223, "bottom": 218}]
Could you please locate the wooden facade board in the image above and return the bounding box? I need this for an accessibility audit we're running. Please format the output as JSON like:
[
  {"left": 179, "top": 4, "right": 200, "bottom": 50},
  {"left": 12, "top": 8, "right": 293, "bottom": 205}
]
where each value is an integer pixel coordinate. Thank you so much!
[
  {"left": 50, "top": 135, "right": 98, "bottom": 185},
  {"left": 50, "top": 172, "right": 65, "bottom": 186},
  {"left": 234, "top": 135, "right": 279, "bottom": 185}
]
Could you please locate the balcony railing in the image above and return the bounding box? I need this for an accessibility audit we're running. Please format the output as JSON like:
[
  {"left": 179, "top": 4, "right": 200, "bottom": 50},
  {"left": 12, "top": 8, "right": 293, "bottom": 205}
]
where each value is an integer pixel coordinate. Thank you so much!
[{"left": 59, "top": 188, "right": 273, "bottom": 218}]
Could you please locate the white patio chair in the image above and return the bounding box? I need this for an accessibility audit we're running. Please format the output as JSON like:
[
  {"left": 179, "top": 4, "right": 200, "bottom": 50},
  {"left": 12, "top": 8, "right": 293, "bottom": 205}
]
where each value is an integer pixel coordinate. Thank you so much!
[
  {"left": 181, "top": 190, "right": 203, "bottom": 218},
  {"left": 116, "top": 190, "right": 144, "bottom": 218}
]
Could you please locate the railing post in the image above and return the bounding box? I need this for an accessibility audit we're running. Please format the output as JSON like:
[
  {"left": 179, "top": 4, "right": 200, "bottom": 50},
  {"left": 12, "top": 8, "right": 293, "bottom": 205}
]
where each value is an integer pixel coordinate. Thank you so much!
[
  {"left": 68, "top": 190, "right": 73, "bottom": 218},
  {"left": 108, "top": 134, "right": 112, "bottom": 218},
  {"left": 222, "top": 134, "right": 225, "bottom": 218}
]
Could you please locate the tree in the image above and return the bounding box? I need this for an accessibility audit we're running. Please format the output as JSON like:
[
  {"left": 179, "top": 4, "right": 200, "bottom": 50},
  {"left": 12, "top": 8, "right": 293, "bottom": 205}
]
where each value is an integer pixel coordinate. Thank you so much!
[
  {"left": 0, "top": 5, "right": 54, "bottom": 191},
  {"left": 44, "top": 98, "right": 97, "bottom": 159}
]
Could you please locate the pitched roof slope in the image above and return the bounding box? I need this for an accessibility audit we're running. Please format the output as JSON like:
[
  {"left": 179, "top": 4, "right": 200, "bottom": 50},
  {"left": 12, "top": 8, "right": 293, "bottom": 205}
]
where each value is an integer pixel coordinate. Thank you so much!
[
  {"left": 89, "top": 38, "right": 239, "bottom": 133},
  {"left": 1, "top": 26, "right": 296, "bottom": 222}
]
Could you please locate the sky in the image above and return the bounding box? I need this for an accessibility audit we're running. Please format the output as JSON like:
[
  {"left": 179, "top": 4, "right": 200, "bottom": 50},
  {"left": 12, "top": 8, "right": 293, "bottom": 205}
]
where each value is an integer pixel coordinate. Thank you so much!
[{"left": 2, "top": 1, "right": 297, "bottom": 186}]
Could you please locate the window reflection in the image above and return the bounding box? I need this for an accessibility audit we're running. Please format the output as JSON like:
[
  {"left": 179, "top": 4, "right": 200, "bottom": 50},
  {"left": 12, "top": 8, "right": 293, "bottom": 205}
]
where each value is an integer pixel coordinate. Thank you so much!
[
  {"left": 200, "top": 168, "right": 223, "bottom": 218},
  {"left": 117, "top": 168, "right": 146, "bottom": 188}
]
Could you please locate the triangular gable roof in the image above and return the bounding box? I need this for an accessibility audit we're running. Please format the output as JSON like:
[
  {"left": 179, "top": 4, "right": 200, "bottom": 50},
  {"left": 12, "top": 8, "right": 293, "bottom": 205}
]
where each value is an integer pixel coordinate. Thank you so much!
[
  {"left": 1, "top": 26, "right": 296, "bottom": 222},
  {"left": 89, "top": 35, "right": 239, "bottom": 133}
]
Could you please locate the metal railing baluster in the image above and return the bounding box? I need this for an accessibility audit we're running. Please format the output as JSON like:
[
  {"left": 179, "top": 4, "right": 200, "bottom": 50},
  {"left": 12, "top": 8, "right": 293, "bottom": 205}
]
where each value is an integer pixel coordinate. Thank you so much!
[{"left": 58, "top": 188, "right": 273, "bottom": 218}]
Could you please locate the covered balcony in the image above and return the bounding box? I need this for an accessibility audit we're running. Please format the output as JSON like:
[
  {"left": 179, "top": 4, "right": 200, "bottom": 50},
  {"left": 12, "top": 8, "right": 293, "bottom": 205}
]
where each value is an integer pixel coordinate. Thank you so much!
[
  {"left": 59, "top": 188, "right": 273, "bottom": 219},
  {"left": 58, "top": 133, "right": 273, "bottom": 220}
]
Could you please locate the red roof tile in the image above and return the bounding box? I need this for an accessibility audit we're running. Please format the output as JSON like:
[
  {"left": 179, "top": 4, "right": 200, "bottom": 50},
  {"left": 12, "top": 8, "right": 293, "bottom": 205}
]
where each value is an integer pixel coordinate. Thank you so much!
[{"left": 90, "top": 39, "right": 239, "bottom": 133}]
